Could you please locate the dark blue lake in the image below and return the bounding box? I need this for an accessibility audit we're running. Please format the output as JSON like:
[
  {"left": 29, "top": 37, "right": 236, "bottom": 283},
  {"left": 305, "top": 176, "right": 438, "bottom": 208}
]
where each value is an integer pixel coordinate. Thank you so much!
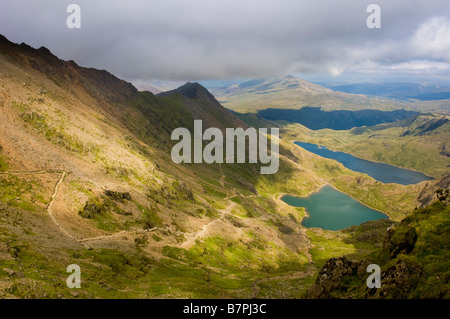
[
  {"left": 294, "top": 141, "right": 434, "bottom": 185},
  {"left": 282, "top": 185, "right": 388, "bottom": 230}
]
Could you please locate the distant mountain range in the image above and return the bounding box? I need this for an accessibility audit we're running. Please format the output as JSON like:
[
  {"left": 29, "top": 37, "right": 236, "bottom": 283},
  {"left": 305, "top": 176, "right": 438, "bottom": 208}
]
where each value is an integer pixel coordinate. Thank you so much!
[
  {"left": 210, "top": 76, "right": 450, "bottom": 115},
  {"left": 316, "top": 82, "right": 450, "bottom": 101},
  {"left": 210, "top": 76, "right": 408, "bottom": 113}
]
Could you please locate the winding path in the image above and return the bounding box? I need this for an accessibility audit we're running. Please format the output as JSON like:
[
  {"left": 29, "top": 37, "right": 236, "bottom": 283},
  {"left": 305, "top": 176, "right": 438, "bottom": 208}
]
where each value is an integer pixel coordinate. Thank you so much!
[
  {"left": 2, "top": 167, "right": 313, "bottom": 268},
  {"left": 46, "top": 171, "right": 80, "bottom": 242},
  {"left": 1, "top": 169, "right": 157, "bottom": 249},
  {"left": 181, "top": 201, "right": 236, "bottom": 249},
  {"left": 46, "top": 172, "right": 158, "bottom": 248}
]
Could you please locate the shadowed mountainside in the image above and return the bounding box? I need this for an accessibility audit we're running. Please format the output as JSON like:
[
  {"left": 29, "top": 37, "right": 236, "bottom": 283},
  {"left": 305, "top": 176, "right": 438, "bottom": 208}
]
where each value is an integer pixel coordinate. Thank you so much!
[{"left": 258, "top": 107, "right": 420, "bottom": 130}]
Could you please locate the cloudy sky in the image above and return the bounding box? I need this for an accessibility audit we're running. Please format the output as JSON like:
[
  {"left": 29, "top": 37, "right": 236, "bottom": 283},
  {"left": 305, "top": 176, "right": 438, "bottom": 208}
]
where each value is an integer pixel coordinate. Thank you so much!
[{"left": 1, "top": 0, "right": 450, "bottom": 83}]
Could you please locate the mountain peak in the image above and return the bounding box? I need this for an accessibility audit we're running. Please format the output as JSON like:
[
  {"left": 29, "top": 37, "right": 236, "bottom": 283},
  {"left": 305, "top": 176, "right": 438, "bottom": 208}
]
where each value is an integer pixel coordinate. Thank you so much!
[
  {"left": 158, "top": 81, "right": 217, "bottom": 103},
  {"left": 175, "top": 82, "right": 212, "bottom": 99},
  {"left": 156, "top": 81, "right": 244, "bottom": 129}
]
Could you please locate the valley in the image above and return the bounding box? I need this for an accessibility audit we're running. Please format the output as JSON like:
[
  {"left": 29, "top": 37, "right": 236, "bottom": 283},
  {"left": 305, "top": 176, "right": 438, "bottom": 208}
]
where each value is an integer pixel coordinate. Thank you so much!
[
  {"left": 0, "top": 34, "right": 448, "bottom": 299},
  {"left": 281, "top": 114, "right": 450, "bottom": 178}
]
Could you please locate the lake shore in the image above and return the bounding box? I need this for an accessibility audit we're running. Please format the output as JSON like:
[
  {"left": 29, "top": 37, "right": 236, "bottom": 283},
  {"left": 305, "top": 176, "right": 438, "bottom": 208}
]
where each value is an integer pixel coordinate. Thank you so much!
[
  {"left": 291, "top": 139, "right": 436, "bottom": 180},
  {"left": 281, "top": 183, "right": 389, "bottom": 231}
]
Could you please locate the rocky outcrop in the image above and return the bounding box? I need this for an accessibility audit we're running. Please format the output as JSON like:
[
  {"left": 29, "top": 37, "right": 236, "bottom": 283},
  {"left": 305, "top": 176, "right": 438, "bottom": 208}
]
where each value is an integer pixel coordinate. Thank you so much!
[
  {"left": 384, "top": 226, "right": 417, "bottom": 258},
  {"left": 365, "top": 258, "right": 422, "bottom": 298},
  {"left": 307, "top": 257, "right": 371, "bottom": 299},
  {"left": 308, "top": 255, "right": 424, "bottom": 299},
  {"left": 417, "top": 174, "right": 450, "bottom": 207},
  {"left": 308, "top": 199, "right": 449, "bottom": 299}
]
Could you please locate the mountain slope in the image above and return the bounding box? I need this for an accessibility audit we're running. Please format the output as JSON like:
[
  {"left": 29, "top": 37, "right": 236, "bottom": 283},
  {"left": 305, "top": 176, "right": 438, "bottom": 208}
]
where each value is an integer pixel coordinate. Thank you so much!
[
  {"left": 0, "top": 34, "right": 441, "bottom": 299},
  {"left": 0, "top": 35, "right": 324, "bottom": 298},
  {"left": 156, "top": 81, "right": 244, "bottom": 130}
]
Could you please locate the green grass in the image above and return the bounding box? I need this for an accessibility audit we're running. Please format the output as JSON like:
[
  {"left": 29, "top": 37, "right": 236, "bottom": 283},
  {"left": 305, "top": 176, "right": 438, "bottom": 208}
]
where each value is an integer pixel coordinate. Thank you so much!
[
  {"left": 68, "top": 180, "right": 95, "bottom": 197},
  {"left": 0, "top": 156, "right": 8, "bottom": 172},
  {"left": 0, "top": 175, "right": 47, "bottom": 211},
  {"left": 2, "top": 52, "right": 409, "bottom": 300},
  {"left": 76, "top": 193, "right": 164, "bottom": 232},
  {"left": 180, "top": 233, "right": 309, "bottom": 273},
  {"left": 135, "top": 203, "right": 163, "bottom": 228},
  {"left": 13, "top": 102, "right": 100, "bottom": 156},
  {"left": 307, "top": 230, "right": 359, "bottom": 268}
]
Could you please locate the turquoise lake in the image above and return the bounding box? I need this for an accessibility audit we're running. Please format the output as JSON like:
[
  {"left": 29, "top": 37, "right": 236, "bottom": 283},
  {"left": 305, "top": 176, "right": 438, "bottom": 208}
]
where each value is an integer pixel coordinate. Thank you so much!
[
  {"left": 294, "top": 141, "right": 434, "bottom": 185},
  {"left": 282, "top": 185, "right": 388, "bottom": 230}
]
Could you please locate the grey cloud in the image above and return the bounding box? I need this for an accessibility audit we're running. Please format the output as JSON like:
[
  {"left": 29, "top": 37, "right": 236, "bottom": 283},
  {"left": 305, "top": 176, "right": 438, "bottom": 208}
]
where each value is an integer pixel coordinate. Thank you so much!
[{"left": 1, "top": 0, "right": 449, "bottom": 81}]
